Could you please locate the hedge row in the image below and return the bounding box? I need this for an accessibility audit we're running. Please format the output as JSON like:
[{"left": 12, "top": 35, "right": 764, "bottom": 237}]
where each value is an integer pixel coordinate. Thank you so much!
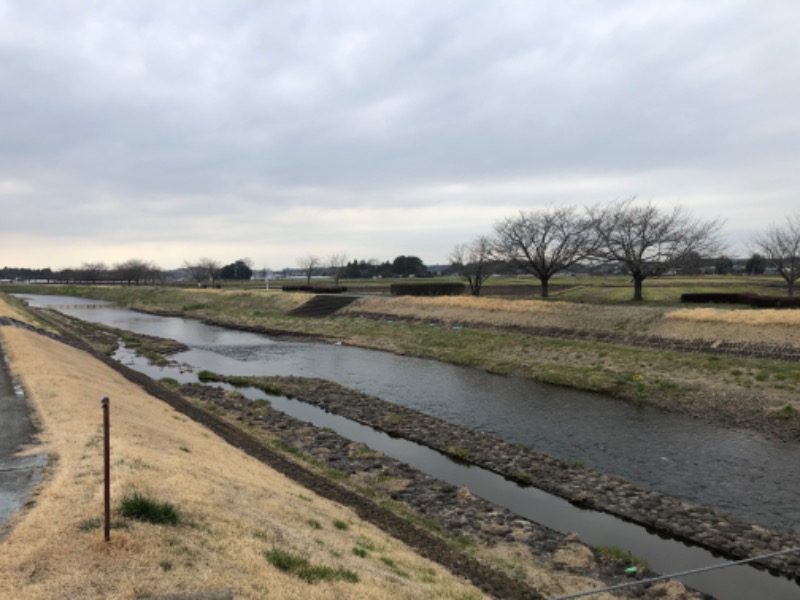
[
  {"left": 680, "top": 292, "right": 800, "bottom": 308},
  {"left": 281, "top": 285, "right": 348, "bottom": 294},
  {"left": 390, "top": 282, "right": 465, "bottom": 297}
]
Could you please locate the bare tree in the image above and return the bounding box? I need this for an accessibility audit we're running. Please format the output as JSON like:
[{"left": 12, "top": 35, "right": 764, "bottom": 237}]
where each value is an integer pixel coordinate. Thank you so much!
[
  {"left": 79, "top": 262, "right": 107, "bottom": 284},
  {"left": 327, "top": 252, "right": 349, "bottom": 286},
  {"left": 752, "top": 213, "right": 800, "bottom": 296},
  {"left": 146, "top": 261, "right": 165, "bottom": 285},
  {"left": 297, "top": 255, "right": 321, "bottom": 287},
  {"left": 183, "top": 260, "right": 208, "bottom": 285},
  {"left": 199, "top": 257, "right": 222, "bottom": 287},
  {"left": 449, "top": 236, "right": 495, "bottom": 296},
  {"left": 494, "top": 207, "right": 595, "bottom": 298},
  {"left": 114, "top": 259, "right": 151, "bottom": 285},
  {"left": 589, "top": 198, "right": 724, "bottom": 301},
  {"left": 183, "top": 257, "right": 221, "bottom": 287}
]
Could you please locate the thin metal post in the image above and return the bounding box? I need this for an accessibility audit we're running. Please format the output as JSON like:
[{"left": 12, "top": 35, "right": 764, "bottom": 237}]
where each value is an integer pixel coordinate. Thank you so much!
[{"left": 102, "top": 396, "right": 110, "bottom": 542}]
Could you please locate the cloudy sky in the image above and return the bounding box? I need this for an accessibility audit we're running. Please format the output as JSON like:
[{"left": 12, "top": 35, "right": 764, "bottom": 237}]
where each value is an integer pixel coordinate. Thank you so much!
[{"left": 1, "top": 1, "right": 798, "bottom": 271}]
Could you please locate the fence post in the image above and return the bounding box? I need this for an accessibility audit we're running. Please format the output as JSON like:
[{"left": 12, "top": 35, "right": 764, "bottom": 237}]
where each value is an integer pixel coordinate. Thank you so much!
[{"left": 102, "top": 396, "right": 110, "bottom": 542}]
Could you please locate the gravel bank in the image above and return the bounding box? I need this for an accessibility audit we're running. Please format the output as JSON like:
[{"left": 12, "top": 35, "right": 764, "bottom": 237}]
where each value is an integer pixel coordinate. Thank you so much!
[
  {"left": 181, "top": 382, "right": 708, "bottom": 599},
  {"left": 205, "top": 373, "right": 800, "bottom": 584}
]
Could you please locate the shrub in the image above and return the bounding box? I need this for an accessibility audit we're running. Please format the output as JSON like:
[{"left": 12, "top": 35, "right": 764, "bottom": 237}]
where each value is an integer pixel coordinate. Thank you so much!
[
  {"left": 390, "top": 282, "right": 465, "bottom": 297},
  {"left": 281, "top": 285, "right": 348, "bottom": 294},
  {"left": 747, "top": 295, "right": 800, "bottom": 308},
  {"left": 679, "top": 292, "right": 751, "bottom": 305},
  {"left": 680, "top": 292, "right": 800, "bottom": 308}
]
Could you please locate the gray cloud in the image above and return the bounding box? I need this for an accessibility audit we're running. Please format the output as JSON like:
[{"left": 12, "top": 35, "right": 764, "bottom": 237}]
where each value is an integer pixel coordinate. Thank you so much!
[{"left": 1, "top": 1, "right": 798, "bottom": 267}]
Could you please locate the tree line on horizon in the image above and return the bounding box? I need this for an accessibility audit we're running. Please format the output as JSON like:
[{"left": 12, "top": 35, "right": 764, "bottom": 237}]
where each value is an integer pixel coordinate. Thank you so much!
[{"left": 2, "top": 198, "right": 798, "bottom": 300}]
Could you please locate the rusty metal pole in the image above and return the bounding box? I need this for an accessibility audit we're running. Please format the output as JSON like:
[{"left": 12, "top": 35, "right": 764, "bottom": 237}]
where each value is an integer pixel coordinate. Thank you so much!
[{"left": 102, "top": 396, "right": 110, "bottom": 542}]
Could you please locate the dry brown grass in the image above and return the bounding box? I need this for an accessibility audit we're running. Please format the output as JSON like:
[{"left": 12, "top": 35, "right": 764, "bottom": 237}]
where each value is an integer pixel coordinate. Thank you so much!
[
  {"left": 347, "top": 295, "right": 800, "bottom": 349},
  {"left": 666, "top": 307, "right": 800, "bottom": 326},
  {"left": 0, "top": 294, "right": 41, "bottom": 327},
  {"left": 344, "top": 295, "right": 607, "bottom": 330},
  {"left": 383, "top": 296, "right": 559, "bottom": 314},
  {"left": 0, "top": 297, "right": 487, "bottom": 599},
  {"left": 181, "top": 287, "right": 310, "bottom": 313}
]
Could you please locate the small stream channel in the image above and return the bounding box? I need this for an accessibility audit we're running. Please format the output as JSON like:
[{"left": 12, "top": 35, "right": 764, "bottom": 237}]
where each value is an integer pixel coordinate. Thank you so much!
[{"left": 14, "top": 294, "right": 800, "bottom": 599}]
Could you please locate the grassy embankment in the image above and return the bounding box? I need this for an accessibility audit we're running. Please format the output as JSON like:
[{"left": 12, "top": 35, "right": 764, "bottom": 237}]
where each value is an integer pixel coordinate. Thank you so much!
[{"left": 7, "top": 282, "right": 800, "bottom": 429}]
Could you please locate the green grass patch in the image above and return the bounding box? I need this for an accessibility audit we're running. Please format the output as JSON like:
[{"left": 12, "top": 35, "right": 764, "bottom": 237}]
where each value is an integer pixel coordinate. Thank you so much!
[
  {"left": 263, "top": 548, "right": 359, "bottom": 583},
  {"left": 596, "top": 545, "right": 649, "bottom": 570},
  {"left": 444, "top": 445, "right": 471, "bottom": 462},
  {"left": 198, "top": 370, "right": 220, "bottom": 382},
  {"left": 355, "top": 536, "right": 377, "bottom": 552},
  {"left": 508, "top": 470, "right": 532, "bottom": 485},
  {"left": 771, "top": 405, "right": 800, "bottom": 421},
  {"left": 159, "top": 377, "right": 180, "bottom": 389},
  {"left": 182, "top": 303, "right": 209, "bottom": 311},
  {"left": 119, "top": 492, "right": 181, "bottom": 525},
  {"left": 380, "top": 556, "right": 410, "bottom": 578},
  {"left": 227, "top": 375, "right": 252, "bottom": 388},
  {"left": 383, "top": 413, "right": 403, "bottom": 425},
  {"left": 333, "top": 519, "right": 349, "bottom": 531},
  {"left": 447, "top": 531, "right": 476, "bottom": 550}
]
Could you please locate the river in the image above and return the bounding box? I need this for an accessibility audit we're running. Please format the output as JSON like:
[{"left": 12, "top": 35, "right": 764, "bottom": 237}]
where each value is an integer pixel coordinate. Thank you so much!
[
  {"left": 19, "top": 294, "right": 798, "bottom": 536},
  {"left": 12, "top": 294, "right": 800, "bottom": 598}
]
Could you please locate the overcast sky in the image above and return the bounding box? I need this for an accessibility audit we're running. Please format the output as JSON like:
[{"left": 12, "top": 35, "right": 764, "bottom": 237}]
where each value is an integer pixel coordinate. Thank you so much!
[{"left": 1, "top": 1, "right": 798, "bottom": 270}]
